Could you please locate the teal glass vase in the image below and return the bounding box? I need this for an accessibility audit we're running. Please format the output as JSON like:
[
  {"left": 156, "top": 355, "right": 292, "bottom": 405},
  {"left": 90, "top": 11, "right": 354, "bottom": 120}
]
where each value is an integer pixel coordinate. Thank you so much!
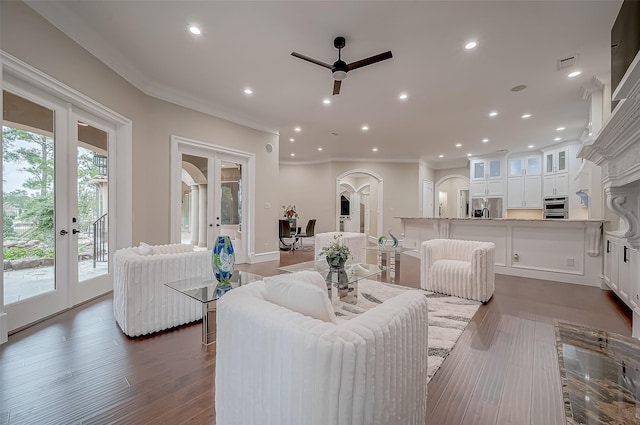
[{"left": 212, "top": 235, "right": 235, "bottom": 284}]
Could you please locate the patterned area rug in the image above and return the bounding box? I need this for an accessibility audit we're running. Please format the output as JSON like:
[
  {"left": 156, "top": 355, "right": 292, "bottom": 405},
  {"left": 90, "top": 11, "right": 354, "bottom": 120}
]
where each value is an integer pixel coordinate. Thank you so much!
[{"left": 333, "top": 279, "right": 481, "bottom": 382}]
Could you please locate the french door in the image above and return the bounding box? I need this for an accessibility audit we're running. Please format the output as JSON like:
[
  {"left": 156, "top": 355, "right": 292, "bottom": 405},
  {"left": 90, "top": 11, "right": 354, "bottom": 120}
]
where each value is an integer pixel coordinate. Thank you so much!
[
  {"left": 172, "top": 137, "right": 250, "bottom": 264},
  {"left": 2, "top": 81, "right": 113, "bottom": 331}
]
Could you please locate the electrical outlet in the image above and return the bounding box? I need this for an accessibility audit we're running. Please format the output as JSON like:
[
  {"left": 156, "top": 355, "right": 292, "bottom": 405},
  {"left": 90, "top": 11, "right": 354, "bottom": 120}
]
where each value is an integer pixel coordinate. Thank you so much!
[{"left": 567, "top": 258, "right": 574, "bottom": 266}]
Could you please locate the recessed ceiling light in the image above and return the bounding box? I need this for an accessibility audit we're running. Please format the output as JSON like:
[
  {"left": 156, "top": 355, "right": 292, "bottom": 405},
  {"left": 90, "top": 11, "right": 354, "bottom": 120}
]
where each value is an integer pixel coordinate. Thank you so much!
[
  {"left": 556, "top": 126, "right": 565, "bottom": 131},
  {"left": 372, "top": 147, "right": 378, "bottom": 152},
  {"left": 482, "top": 138, "right": 489, "bottom": 143},
  {"left": 399, "top": 93, "right": 408, "bottom": 100},
  {"left": 510, "top": 84, "right": 527, "bottom": 92},
  {"left": 489, "top": 111, "right": 498, "bottom": 117},
  {"left": 554, "top": 137, "right": 561, "bottom": 141},
  {"left": 189, "top": 26, "right": 201, "bottom": 35},
  {"left": 323, "top": 99, "right": 331, "bottom": 105},
  {"left": 318, "top": 147, "right": 323, "bottom": 151},
  {"left": 455, "top": 143, "right": 462, "bottom": 148},
  {"left": 528, "top": 144, "right": 535, "bottom": 149},
  {"left": 465, "top": 41, "right": 478, "bottom": 50},
  {"left": 290, "top": 153, "right": 295, "bottom": 157},
  {"left": 362, "top": 125, "right": 369, "bottom": 131},
  {"left": 438, "top": 154, "right": 444, "bottom": 158},
  {"left": 466, "top": 153, "right": 473, "bottom": 157},
  {"left": 521, "top": 113, "right": 532, "bottom": 119},
  {"left": 289, "top": 138, "right": 295, "bottom": 142},
  {"left": 294, "top": 127, "right": 301, "bottom": 132},
  {"left": 243, "top": 88, "right": 253, "bottom": 95},
  {"left": 568, "top": 71, "right": 582, "bottom": 78}
]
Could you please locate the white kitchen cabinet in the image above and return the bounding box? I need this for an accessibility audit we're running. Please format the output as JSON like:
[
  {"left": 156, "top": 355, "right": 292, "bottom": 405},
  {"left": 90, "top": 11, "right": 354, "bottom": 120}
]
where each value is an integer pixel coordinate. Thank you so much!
[
  {"left": 604, "top": 234, "right": 639, "bottom": 310},
  {"left": 470, "top": 157, "right": 505, "bottom": 196},
  {"left": 543, "top": 173, "right": 569, "bottom": 197},
  {"left": 543, "top": 147, "right": 569, "bottom": 197},
  {"left": 507, "top": 154, "right": 542, "bottom": 208},
  {"left": 544, "top": 147, "right": 568, "bottom": 175}
]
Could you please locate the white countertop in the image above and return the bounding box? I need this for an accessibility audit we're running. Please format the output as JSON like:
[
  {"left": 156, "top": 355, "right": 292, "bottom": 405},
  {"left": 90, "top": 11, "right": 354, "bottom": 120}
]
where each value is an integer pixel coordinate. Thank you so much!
[{"left": 396, "top": 217, "right": 606, "bottom": 223}]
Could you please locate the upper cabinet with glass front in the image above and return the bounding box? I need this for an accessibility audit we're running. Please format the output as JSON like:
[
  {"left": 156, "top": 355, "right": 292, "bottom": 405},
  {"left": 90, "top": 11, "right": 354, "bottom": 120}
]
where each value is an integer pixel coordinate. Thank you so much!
[
  {"left": 508, "top": 154, "right": 541, "bottom": 177},
  {"left": 469, "top": 157, "right": 505, "bottom": 197},
  {"left": 543, "top": 147, "right": 568, "bottom": 175}
]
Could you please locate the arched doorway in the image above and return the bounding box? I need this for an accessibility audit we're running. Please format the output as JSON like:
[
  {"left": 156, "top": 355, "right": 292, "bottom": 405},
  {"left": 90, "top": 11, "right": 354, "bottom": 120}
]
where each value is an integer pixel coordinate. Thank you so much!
[{"left": 336, "top": 169, "right": 383, "bottom": 239}]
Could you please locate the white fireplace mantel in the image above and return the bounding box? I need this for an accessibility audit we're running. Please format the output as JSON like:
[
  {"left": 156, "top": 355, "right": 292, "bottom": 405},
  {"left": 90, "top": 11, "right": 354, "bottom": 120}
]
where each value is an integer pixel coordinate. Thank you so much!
[{"left": 579, "top": 51, "right": 640, "bottom": 249}]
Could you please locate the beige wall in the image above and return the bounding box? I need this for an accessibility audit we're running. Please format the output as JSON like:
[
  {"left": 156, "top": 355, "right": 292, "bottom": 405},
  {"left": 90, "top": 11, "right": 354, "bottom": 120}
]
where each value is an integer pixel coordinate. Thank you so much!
[
  {"left": 2, "top": 1, "right": 280, "bottom": 254},
  {"left": 280, "top": 161, "right": 420, "bottom": 238},
  {"left": 279, "top": 162, "right": 334, "bottom": 234}
]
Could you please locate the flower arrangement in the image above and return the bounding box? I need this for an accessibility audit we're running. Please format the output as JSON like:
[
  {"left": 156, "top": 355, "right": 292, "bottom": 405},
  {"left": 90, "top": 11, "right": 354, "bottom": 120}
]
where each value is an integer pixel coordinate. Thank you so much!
[
  {"left": 320, "top": 234, "right": 351, "bottom": 268},
  {"left": 282, "top": 204, "right": 299, "bottom": 221}
]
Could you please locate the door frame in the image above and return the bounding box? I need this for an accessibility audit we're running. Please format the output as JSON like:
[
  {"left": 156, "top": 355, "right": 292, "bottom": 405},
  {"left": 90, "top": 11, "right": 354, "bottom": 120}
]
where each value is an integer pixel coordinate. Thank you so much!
[
  {"left": 1, "top": 52, "right": 132, "bottom": 337},
  {"left": 170, "top": 135, "right": 254, "bottom": 264}
]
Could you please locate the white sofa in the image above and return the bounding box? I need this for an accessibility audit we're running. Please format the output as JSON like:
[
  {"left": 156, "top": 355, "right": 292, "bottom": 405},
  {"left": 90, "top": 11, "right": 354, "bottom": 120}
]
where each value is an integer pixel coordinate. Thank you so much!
[
  {"left": 420, "top": 238, "right": 495, "bottom": 303},
  {"left": 113, "top": 243, "right": 211, "bottom": 337},
  {"left": 315, "top": 231, "right": 367, "bottom": 263},
  {"left": 215, "top": 275, "right": 429, "bottom": 425}
]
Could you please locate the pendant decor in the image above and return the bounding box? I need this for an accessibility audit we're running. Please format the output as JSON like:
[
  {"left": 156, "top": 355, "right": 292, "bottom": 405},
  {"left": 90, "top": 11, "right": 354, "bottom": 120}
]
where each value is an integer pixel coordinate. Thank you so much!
[{"left": 212, "top": 235, "right": 235, "bottom": 285}]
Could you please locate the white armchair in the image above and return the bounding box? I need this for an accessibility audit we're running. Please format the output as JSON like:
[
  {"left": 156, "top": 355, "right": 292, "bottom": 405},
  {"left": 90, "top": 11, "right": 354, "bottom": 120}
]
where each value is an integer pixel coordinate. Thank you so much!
[
  {"left": 113, "top": 243, "right": 211, "bottom": 337},
  {"left": 215, "top": 277, "right": 429, "bottom": 425},
  {"left": 421, "top": 239, "right": 495, "bottom": 303},
  {"left": 315, "top": 231, "right": 367, "bottom": 263}
]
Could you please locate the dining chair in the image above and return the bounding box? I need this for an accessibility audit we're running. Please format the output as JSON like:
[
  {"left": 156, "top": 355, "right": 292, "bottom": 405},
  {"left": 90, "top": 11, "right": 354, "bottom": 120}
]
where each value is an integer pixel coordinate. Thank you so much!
[{"left": 296, "top": 219, "right": 316, "bottom": 250}]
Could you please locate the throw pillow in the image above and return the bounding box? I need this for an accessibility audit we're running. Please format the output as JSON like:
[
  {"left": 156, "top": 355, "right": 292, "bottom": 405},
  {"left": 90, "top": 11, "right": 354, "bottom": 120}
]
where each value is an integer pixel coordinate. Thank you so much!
[
  {"left": 138, "top": 242, "right": 154, "bottom": 256},
  {"left": 264, "top": 271, "right": 337, "bottom": 324}
]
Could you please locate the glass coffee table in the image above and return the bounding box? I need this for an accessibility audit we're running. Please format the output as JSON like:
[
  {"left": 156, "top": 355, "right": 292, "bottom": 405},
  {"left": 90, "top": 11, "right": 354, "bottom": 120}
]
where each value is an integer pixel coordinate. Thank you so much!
[
  {"left": 278, "top": 260, "right": 386, "bottom": 304},
  {"left": 364, "top": 246, "right": 414, "bottom": 283},
  {"left": 166, "top": 270, "right": 263, "bottom": 348}
]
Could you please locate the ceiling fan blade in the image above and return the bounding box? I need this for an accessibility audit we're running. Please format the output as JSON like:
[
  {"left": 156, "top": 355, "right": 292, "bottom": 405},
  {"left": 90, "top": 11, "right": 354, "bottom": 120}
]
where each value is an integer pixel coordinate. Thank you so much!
[
  {"left": 291, "top": 52, "right": 332, "bottom": 69},
  {"left": 348, "top": 51, "right": 393, "bottom": 71},
  {"left": 333, "top": 80, "right": 342, "bottom": 95}
]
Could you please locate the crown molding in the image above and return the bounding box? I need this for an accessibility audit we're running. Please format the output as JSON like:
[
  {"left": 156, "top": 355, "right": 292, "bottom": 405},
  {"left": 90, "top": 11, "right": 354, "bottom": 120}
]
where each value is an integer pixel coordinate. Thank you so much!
[{"left": 25, "top": 0, "right": 279, "bottom": 136}]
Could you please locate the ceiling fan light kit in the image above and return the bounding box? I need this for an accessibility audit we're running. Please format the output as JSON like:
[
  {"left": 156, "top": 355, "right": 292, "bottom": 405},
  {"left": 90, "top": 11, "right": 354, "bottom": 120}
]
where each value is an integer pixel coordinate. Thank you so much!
[{"left": 291, "top": 36, "right": 392, "bottom": 95}]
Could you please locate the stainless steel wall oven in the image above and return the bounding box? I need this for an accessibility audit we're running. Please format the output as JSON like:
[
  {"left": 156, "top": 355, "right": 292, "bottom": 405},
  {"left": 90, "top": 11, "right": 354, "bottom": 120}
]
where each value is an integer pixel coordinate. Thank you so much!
[{"left": 543, "top": 196, "right": 568, "bottom": 219}]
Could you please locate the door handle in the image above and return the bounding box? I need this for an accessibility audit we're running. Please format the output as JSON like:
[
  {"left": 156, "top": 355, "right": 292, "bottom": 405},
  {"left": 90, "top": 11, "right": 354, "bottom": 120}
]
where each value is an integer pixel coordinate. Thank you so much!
[
  {"left": 72, "top": 229, "right": 80, "bottom": 235},
  {"left": 216, "top": 224, "right": 220, "bottom": 227},
  {"left": 60, "top": 229, "right": 68, "bottom": 235}
]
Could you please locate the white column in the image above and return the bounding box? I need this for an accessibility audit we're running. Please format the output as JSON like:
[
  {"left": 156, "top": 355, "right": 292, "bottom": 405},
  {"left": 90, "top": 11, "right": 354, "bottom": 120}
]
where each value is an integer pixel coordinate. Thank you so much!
[
  {"left": 198, "top": 184, "right": 208, "bottom": 247},
  {"left": 190, "top": 185, "right": 199, "bottom": 246}
]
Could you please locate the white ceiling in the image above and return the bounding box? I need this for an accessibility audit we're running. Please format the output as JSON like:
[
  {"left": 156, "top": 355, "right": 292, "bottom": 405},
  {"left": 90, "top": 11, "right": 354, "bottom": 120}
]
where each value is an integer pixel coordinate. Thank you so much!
[{"left": 26, "top": 0, "right": 622, "bottom": 168}]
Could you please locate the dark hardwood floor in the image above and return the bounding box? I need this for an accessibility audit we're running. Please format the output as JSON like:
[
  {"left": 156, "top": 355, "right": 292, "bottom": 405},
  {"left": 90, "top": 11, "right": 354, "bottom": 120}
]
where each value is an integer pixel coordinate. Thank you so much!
[{"left": 0, "top": 249, "right": 631, "bottom": 424}]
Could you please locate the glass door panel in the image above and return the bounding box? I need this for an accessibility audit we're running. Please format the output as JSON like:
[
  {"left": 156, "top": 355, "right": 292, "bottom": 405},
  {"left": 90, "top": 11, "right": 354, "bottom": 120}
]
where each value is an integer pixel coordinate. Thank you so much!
[
  {"left": 489, "top": 159, "right": 501, "bottom": 178},
  {"left": 473, "top": 161, "right": 484, "bottom": 179},
  {"left": 76, "top": 121, "right": 109, "bottom": 283},
  {"left": 2, "top": 92, "right": 56, "bottom": 305},
  {"left": 546, "top": 153, "right": 554, "bottom": 173},
  {"left": 558, "top": 150, "right": 566, "bottom": 172},
  {"left": 509, "top": 159, "right": 522, "bottom": 176},
  {"left": 527, "top": 156, "right": 540, "bottom": 175}
]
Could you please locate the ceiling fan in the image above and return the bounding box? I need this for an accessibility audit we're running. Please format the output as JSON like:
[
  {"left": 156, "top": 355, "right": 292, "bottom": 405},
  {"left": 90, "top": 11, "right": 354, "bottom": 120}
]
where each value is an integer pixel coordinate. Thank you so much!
[{"left": 291, "top": 36, "right": 392, "bottom": 95}]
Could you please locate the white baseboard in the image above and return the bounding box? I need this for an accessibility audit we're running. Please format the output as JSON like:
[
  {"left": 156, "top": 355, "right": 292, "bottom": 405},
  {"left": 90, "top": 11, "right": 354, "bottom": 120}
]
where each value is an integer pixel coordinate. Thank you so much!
[
  {"left": 0, "top": 313, "right": 7, "bottom": 345},
  {"left": 250, "top": 250, "right": 280, "bottom": 264}
]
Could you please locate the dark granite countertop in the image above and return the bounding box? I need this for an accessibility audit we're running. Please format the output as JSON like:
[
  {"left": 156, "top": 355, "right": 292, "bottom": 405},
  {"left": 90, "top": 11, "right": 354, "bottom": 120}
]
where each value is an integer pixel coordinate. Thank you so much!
[{"left": 555, "top": 322, "right": 640, "bottom": 425}]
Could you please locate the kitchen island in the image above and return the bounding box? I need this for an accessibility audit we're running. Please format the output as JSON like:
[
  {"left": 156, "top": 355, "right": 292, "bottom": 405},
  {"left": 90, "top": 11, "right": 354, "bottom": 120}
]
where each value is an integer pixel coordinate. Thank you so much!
[{"left": 398, "top": 217, "right": 605, "bottom": 287}]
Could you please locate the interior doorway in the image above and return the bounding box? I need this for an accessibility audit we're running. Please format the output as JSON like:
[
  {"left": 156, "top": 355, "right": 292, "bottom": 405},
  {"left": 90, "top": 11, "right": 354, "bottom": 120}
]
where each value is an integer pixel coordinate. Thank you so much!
[
  {"left": 170, "top": 136, "right": 254, "bottom": 264},
  {"left": 336, "top": 169, "right": 383, "bottom": 240}
]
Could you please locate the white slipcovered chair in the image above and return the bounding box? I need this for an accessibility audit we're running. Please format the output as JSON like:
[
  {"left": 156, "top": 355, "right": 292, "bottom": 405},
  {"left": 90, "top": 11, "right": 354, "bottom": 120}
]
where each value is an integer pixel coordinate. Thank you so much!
[
  {"left": 113, "top": 243, "right": 211, "bottom": 337},
  {"left": 315, "top": 231, "right": 367, "bottom": 263},
  {"left": 215, "top": 271, "right": 429, "bottom": 425},
  {"left": 420, "top": 238, "right": 495, "bottom": 303}
]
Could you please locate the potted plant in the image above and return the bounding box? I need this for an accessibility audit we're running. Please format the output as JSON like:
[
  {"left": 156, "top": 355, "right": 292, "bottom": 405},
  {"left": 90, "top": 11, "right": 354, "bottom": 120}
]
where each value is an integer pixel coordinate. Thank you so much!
[{"left": 320, "top": 234, "right": 351, "bottom": 269}]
